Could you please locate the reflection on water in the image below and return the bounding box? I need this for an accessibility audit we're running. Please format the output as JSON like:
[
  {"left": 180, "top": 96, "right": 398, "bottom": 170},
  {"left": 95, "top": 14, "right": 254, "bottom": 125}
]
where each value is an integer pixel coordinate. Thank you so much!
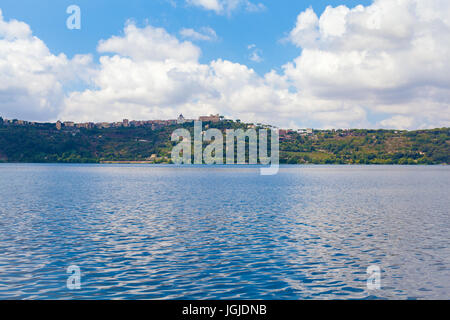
[{"left": 0, "top": 164, "right": 448, "bottom": 299}]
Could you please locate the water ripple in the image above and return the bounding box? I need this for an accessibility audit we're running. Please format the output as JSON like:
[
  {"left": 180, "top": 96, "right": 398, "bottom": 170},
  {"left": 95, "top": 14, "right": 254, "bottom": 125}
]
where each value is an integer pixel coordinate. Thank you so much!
[{"left": 0, "top": 164, "right": 449, "bottom": 299}]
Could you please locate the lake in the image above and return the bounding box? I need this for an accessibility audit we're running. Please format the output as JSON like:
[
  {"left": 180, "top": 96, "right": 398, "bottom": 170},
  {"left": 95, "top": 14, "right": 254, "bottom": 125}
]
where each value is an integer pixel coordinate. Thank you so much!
[{"left": 0, "top": 164, "right": 448, "bottom": 299}]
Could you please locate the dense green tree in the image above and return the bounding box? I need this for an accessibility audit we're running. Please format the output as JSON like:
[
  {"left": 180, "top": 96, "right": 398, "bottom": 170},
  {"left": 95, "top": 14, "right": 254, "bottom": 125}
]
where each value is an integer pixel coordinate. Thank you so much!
[{"left": 0, "top": 123, "right": 448, "bottom": 164}]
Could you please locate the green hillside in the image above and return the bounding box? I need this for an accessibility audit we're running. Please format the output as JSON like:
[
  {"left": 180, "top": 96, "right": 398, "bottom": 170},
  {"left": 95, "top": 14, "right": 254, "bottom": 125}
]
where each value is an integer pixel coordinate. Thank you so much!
[{"left": 0, "top": 119, "right": 448, "bottom": 165}]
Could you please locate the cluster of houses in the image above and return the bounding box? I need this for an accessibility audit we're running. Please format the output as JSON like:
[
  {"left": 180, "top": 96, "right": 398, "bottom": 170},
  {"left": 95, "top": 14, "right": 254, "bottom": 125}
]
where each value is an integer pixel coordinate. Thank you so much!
[
  {"left": 1, "top": 114, "right": 223, "bottom": 130},
  {"left": 1, "top": 114, "right": 316, "bottom": 138},
  {"left": 54, "top": 114, "right": 223, "bottom": 130},
  {"left": 1, "top": 119, "right": 36, "bottom": 126},
  {"left": 279, "top": 128, "right": 314, "bottom": 140}
]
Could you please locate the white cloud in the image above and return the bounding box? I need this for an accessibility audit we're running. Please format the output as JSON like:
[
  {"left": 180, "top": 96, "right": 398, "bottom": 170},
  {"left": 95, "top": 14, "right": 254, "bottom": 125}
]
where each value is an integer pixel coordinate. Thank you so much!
[
  {"left": 288, "top": 7, "right": 320, "bottom": 48},
  {"left": 61, "top": 23, "right": 286, "bottom": 124},
  {"left": 284, "top": 0, "right": 450, "bottom": 129},
  {"left": 59, "top": 21, "right": 371, "bottom": 129},
  {"left": 379, "top": 115, "right": 414, "bottom": 130},
  {"left": 0, "top": 9, "right": 92, "bottom": 122},
  {"left": 247, "top": 44, "right": 263, "bottom": 63},
  {"left": 187, "top": 0, "right": 265, "bottom": 15},
  {"left": 187, "top": 0, "right": 222, "bottom": 13},
  {"left": 249, "top": 51, "right": 262, "bottom": 63},
  {"left": 244, "top": 1, "right": 266, "bottom": 13},
  {"left": 179, "top": 27, "right": 218, "bottom": 41},
  {"left": 98, "top": 22, "right": 200, "bottom": 62}
]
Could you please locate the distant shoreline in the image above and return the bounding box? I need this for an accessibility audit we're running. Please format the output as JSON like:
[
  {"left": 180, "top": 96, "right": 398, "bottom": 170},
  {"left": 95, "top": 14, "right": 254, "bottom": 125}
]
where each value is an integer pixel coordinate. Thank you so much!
[
  {"left": 1, "top": 123, "right": 448, "bottom": 165},
  {"left": 0, "top": 161, "right": 447, "bottom": 166}
]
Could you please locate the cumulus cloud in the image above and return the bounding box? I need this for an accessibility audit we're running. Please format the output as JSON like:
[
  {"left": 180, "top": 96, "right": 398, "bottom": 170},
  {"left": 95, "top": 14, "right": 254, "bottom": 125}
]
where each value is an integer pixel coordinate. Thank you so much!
[
  {"left": 62, "top": 0, "right": 450, "bottom": 129},
  {"left": 179, "top": 27, "right": 218, "bottom": 41},
  {"left": 187, "top": 0, "right": 222, "bottom": 13},
  {"left": 98, "top": 22, "right": 200, "bottom": 62},
  {"left": 61, "top": 22, "right": 289, "bottom": 124},
  {"left": 187, "top": 0, "right": 265, "bottom": 15},
  {"left": 0, "top": 9, "right": 92, "bottom": 121},
  {"left": 285, "top": 0, "right": 450, "bottom": 129},
  {"left": 379, "top": 115, "right": 414, "bottom": 130},
  {"left": 59, "top": 20, "right": 365, "bottom": 129},
  {"left": 244, "top": 1, "right": 266, "bottom": 13}
]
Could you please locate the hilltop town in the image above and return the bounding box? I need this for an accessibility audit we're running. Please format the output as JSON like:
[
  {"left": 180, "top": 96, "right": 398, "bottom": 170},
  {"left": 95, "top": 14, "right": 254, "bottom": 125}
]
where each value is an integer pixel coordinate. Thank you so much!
[
  {"left": 52, "top": 114, "right": 228, "bottom": 130},
  {"left": 1, "top": 114, "right": 223, "bottom": 130},
  {"left": 0, "top": 113, "right": 320, "bottom": 140}
]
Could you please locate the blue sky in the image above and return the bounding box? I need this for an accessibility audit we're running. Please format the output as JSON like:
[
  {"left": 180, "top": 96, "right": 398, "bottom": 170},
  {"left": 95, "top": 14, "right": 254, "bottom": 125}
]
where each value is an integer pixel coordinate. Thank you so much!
[
  {"left": 0, "top": 0, "right": 449, "bottom": 129},
  {"left": 0, "top": 0, "right": 370, "bottom": 75}
]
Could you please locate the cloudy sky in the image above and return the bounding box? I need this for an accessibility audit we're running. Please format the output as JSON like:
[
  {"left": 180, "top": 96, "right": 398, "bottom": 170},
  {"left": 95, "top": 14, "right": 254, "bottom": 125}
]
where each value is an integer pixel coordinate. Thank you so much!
[{"left": 0, "top": 0, "right": 449, "bottom": 129}]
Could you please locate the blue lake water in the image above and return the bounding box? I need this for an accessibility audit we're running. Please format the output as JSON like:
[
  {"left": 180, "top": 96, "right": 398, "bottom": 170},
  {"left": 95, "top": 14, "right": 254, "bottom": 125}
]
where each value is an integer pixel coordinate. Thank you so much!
[{"left": 0, "top": 164, "right": 449, "bottom": 300}]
